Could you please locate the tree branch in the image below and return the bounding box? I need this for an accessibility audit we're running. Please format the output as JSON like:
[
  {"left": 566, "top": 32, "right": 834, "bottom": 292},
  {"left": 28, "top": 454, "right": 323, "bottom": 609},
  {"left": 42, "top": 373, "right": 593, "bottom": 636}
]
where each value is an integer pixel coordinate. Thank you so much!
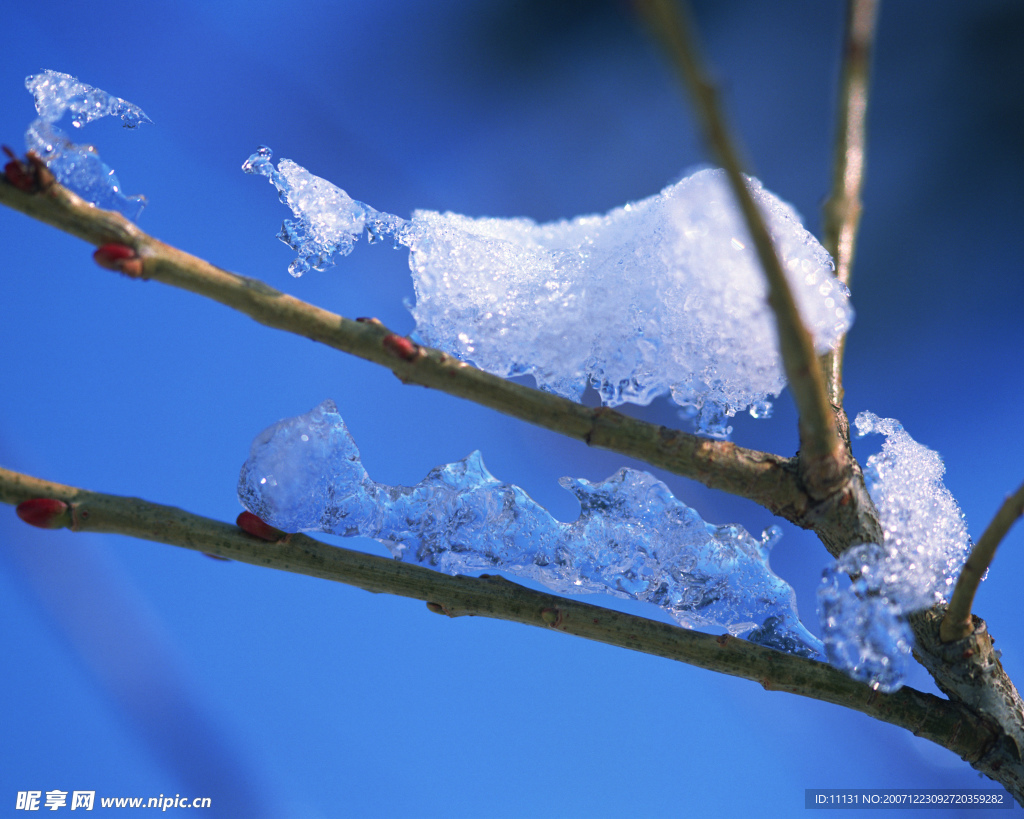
[
  {"left": 0, "top": 172, "right": 806, "bottom": 518},
  {"left": 941, "top": 479, "right": 1024, "bottom": 643},
  {"left": 635, "top": 0, "right": 845, "bottom": 500},
  {"left": 821, "top": 0, "right": 879, "bottom": 406},
  {"left": 0, "top": 463, "right": 1005, "bottom": 774}
]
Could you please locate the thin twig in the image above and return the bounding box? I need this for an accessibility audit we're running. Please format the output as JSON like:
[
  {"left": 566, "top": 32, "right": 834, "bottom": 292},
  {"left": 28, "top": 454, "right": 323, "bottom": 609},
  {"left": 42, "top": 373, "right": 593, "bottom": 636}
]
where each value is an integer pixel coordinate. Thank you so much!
[
  {"left": 635, "top": 0, "right": 845, "bottom": 500},
  {"left": 821, "top": 0, "right": 880, "bottom": 405},
  {"left": 0, "top": 173, "right": 806, "bottom": 517},
  {"left": 0, "top": 463, "right": 1000, "bottom": 764},
  {"left": 941, "top": 479, "right": 1024, "bottom": 643}
]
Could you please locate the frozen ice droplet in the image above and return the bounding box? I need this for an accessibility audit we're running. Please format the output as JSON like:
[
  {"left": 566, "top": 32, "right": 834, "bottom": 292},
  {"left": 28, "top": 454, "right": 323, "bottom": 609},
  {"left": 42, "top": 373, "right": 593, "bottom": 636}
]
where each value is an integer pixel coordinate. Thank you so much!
[
  {"left": 761, "top": 525, "right": 783, "bottom": 551},
  {"left": 26, "top": 70, "right": 152, "bottom": 128},
  {"left": 23, "top": 70, "right": 151, "bottom": 220},
  {"left": 241, "top": 145, "right": 275, "bottom": 176},
  {"left": 239, "top": 401, "right": 824, "bottom": 658},
  {"left": 243, "top": 147, "right": 407, "bottom": 277}
]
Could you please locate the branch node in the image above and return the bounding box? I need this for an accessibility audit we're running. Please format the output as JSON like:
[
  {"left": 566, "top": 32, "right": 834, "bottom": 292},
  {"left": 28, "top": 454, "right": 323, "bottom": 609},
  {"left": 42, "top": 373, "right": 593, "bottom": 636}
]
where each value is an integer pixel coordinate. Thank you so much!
[
  {"left": 540, "top": 606, "right": 563, "bottom": 627},
  {"left": 72, "top": 505, "right": 91, "bottom": 529}
]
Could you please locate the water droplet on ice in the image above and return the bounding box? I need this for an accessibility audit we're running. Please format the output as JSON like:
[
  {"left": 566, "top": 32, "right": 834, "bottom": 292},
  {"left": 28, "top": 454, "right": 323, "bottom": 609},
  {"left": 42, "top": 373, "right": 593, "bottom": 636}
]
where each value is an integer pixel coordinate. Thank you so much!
[{"left": 761, "top": 525, "right": 783, "bottom": 550}]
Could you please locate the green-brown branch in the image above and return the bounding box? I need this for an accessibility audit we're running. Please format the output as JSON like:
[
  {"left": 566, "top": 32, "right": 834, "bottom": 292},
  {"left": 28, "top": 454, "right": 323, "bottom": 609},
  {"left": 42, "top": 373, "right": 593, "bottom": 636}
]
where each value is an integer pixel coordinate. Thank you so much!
[
  {"left": 0, "top": 171, "right": 806, "bottom": 519},
  {"left": 941, "top": 479, "right": 1024, "bottom": 642},
  {"left": 0, "top": 463, "right": 1002, "bottom": 769},
  {"left": 821, "top": 0, "right": 879, "bottom": 405},
  {"left": 636, "top": 0, "right": 844, "bottom": 500}
]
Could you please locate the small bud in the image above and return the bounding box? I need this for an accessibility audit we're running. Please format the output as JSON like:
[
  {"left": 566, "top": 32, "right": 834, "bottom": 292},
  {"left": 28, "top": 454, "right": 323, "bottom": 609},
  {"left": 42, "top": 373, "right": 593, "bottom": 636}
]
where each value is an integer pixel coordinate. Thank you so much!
[
  {"left": 16, "top": 498, "right": 71, "bottom": 529},
  {"left": 236, "top": 510, "right": 286, "bottom": 542},
  {"left": 382, "top": 333, "right": 419, "bottom": 361},
  {"left": 356, "top": 316, "right": 382, "bottom": 325},
  {"left": 93, "top": 243, "right": 144, "bottom": 278},
  {"left": 3, "top": 146, "right": 36, "bottom": 193},
  {"left": 540, "top": 607, "right": 562, "bottom": 626},
  {"left": 203, "top": 552, "right": 232, "bottom": 562},
  {"left": 4, "top": 161, "right": 35, "bottom": 192}
]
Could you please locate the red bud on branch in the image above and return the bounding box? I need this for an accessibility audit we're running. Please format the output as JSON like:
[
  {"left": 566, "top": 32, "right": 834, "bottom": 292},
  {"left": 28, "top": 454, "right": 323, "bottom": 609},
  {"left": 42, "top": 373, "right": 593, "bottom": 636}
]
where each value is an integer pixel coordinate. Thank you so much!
[
  {"left": 3, "top": 146, "right": 37, "bottom": 193},
  {"left": 236, "top": 511, "right": 286, "bottom": 542},
  {"left": 16, "top": 498, "right": 71, "bottom": 529},
  {"left": 93, "top": 243, "right": 144, "bottom": 278},
  {"left": 382, "top": 333, "right": 419, "bottom": 361}
]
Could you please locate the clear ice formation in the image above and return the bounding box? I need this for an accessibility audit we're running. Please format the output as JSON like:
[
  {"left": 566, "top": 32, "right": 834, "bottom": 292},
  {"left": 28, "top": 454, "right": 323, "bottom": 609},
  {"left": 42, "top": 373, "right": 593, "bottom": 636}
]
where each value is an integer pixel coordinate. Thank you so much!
[
  {"left": 817, "top": 412, "right": 973, "bottom": 692},
  {"left": 24, "top": 70, "right": 151, "bottom": 220},
  {"left": 244, "top": 148, "right": 853, "bottom": 437},
  {"left": 238, "top": 400, "right": 824, "bottom": 658},
  {"left": 242, "top": 146, "right": 406, "bottom": 277}
]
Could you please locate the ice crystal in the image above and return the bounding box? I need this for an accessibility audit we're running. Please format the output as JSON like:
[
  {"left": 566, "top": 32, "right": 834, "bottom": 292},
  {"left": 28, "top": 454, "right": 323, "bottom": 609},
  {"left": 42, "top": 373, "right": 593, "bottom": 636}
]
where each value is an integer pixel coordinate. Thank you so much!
[
  {"left": 242, "top": 146, "right": 407, "bottom": 277},
  {"left": 23, "top": 70, "right": 151, "bottom": 220},
  {"left": 239, "top": 400, "right": 823, "bottom": 658},
  {"left": 245, "top": 148, "right": 853, "bottom": 437},
  {"left": 817, "top": 413, "right": 973, "bottom": 691}
]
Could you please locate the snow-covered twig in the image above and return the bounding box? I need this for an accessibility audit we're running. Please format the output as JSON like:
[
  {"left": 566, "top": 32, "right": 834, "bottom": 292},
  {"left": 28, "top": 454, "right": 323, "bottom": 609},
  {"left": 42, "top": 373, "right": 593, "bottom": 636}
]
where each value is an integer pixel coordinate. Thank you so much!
[
  {"left": 0, "top": 172, "right": 803, "bottom": 515},
  {"left": 0, "top": 462, "right": 1001, "bottom": 768}
]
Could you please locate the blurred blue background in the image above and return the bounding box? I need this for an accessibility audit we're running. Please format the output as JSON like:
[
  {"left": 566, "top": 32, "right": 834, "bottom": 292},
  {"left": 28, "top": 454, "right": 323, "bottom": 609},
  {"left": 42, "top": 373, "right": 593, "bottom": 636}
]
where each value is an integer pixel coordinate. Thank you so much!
[{"left": 1, "top": 1, "right": 1022, "bottom": 816}]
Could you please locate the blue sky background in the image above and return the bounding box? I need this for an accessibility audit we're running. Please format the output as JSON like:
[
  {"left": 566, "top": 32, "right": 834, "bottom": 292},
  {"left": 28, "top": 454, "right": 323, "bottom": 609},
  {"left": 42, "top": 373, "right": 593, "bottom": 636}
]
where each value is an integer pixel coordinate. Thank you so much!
[{"left": 1, "top": 1, "right": 1022, "bottom": 816}]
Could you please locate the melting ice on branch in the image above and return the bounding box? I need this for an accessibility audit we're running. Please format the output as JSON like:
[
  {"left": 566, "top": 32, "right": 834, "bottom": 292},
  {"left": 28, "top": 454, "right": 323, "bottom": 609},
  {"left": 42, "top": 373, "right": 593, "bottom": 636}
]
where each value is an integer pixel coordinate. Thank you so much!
[
  {"left": 23, "top": 70, "right": 151, "bottom": 220},
  {"left": 238, "top": 400, "right": 823, "bottom": 658},
  {"left": 245, "top": 148, "right": 853, "bottom": 437},
  {"left": 817, "top": 412, "right": 973, "bottom": 692}
]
